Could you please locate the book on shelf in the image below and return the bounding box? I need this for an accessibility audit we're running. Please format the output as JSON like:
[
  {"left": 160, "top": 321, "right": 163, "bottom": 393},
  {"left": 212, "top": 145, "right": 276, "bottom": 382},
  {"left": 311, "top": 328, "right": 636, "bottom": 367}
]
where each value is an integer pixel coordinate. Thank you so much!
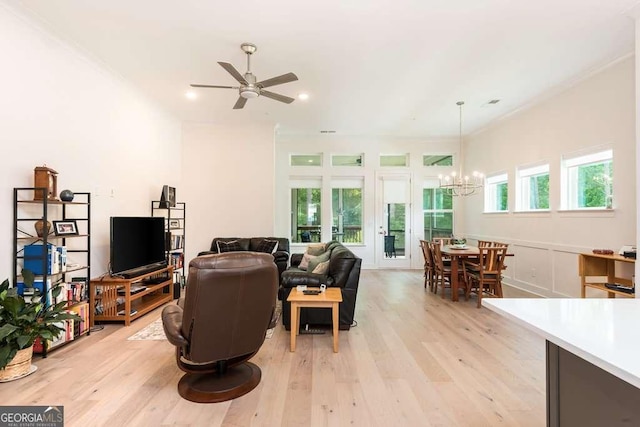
[
  {"left": 165, "top": 232, "right": 184, "bottom": 251},
  {"left": 170, "top": 252, "right": 184, "bottom": 269},
  {"left": 67, "top": 302, "right": 89, "bottom": 336}
]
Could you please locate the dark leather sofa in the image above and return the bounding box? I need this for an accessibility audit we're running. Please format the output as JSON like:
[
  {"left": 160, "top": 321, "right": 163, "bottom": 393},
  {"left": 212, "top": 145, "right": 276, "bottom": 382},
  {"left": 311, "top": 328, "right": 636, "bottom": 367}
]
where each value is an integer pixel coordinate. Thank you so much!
[
  {"left": 198, "top": 237, "right": 290, "bottom": 283},
  {"left": 279, "top": 241, "right": 362, "bottom": 330}
]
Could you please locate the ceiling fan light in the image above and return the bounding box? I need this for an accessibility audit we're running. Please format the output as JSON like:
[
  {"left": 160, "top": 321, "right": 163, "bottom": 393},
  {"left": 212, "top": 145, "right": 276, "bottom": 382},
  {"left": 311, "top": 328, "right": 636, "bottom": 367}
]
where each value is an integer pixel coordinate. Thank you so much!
[{"left": 240, "top": 89, "right": 259, "bottom": 99}]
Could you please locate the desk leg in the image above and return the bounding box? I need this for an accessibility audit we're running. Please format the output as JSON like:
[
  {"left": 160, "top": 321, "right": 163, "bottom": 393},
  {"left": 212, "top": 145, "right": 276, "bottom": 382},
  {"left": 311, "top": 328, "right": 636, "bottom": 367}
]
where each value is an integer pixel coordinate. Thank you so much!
[
  {"left": 290, "top": 302, "right": 299, "bottom": 352},
  {"left": 332, "top": 302, "right": 339, "bottom": 353},
  {"left": 451, "top": 257, "right": 459, "bottom": 302}
]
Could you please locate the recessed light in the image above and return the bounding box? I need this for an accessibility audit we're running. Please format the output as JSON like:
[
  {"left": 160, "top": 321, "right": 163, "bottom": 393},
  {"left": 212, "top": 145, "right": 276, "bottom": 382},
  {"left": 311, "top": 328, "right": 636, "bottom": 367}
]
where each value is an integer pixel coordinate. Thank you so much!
[
  {"left": 298, "top": 93, "right": 309, "bottom": 101},
  {"left": 185, "top": 91, "right": 198, "bottom": 100}
]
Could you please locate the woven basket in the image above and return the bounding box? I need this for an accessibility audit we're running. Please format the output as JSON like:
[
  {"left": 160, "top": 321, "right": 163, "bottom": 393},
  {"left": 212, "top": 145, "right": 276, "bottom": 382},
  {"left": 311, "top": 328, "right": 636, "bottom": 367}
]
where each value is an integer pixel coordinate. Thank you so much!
[{"left": 0, "top": 347, "right": 33, "bottom": 381}]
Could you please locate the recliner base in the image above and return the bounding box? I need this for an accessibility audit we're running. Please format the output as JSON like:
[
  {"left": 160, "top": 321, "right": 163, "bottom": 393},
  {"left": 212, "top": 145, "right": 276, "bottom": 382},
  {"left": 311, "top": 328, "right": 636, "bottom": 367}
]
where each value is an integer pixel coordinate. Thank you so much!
[{"left": 177, "top": 362, "right": 261, "bottom": 403}]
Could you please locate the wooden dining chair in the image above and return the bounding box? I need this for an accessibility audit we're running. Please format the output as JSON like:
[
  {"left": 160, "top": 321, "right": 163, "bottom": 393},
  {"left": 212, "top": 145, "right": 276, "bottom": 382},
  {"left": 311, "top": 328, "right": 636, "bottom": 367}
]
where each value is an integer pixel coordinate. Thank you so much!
[
  {"left": 432, "top": 237, "right": 452, "bottom": 247},
  {"left": 419, "top": 240, "right": 435, "bottom": 291},
  {"left": 463, "top": 246, "right": 507, "bottom": 308},
  {"left": 432, "top": 242, "right": 467, "bottom": 299}
]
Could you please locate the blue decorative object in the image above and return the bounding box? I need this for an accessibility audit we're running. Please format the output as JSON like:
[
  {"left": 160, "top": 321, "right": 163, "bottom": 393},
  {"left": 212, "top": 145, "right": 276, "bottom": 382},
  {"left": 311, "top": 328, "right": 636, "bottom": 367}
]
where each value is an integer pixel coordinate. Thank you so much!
[{"left": 59, "top": 189, "right": 74, "bottom": 202}]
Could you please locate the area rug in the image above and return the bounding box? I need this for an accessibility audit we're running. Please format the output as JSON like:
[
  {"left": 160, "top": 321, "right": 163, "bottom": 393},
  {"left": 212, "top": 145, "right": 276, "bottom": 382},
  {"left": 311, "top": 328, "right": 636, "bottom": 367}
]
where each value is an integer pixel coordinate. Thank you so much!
[{"left": 128, "top": 302, "right": 281, "bottom": 341}]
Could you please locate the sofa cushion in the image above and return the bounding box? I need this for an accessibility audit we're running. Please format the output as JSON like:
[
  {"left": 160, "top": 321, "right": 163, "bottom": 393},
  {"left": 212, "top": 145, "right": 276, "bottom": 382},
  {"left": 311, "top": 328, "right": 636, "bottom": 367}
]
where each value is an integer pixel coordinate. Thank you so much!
[
  {"left": 307, "top": 250, "right": 331, "bottom": 272},
  {"left": 306, "top": 243, "right": 326, "bottom": 256},
  {"left": 255, "top": 239, "right": 279, "bottom": 254},
  {"left": 217, "top": 240, "right": 242, "bottom": 253},
  {"left": 311, "top": 260, "right": 330, "bottom": 274},
  {"left": 298, "top": 253, "right": 316, "bottom": 271}
]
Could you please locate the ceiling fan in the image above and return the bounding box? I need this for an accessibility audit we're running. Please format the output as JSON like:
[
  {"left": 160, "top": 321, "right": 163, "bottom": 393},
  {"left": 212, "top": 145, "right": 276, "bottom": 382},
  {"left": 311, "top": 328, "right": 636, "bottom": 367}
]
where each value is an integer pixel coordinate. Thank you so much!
[{"left": 191, "top": 42, "right": 299, "bottom": 109}]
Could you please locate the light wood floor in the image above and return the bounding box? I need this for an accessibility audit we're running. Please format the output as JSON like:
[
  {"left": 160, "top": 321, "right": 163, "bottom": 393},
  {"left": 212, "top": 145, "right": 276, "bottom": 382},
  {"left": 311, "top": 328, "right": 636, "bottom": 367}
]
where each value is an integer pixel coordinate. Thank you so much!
[{"left": 0, "top": 270, "right": 545, "bottom": 426}]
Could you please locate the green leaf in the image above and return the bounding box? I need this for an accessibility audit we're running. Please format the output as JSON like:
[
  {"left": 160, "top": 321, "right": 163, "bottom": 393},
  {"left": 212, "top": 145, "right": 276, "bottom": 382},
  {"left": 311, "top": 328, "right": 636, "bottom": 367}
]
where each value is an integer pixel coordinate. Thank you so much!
[
  {"left": 0, "top": 323, "right": 18, "bottom": 341},
  {"left": 0, "top": 346, "right": 17, "bottom": 370},
  {"left": 16, "top": 334, "right": 33, "bottom": 349},
  {"left": 21, "top": 269, "right": 35, "bottom": 287}
]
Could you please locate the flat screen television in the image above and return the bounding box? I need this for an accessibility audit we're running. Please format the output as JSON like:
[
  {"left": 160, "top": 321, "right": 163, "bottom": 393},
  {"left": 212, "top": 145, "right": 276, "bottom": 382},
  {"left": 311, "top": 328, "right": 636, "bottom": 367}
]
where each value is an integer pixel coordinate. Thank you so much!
[{"left": 110, "top": 216, "right": 167, "bottom": 278}]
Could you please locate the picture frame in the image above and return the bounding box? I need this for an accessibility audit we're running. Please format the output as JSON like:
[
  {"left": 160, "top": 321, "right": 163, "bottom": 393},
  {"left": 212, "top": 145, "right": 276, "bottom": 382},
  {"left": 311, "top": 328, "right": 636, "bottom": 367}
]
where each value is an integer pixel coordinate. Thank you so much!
[
  {"left": 160, "top": 185, "right": 176, "bottom": 208},
  {"left": 168, "top": 219, "right": 181, "bottom": 229},
  {"left": 53, "top": 220, "right": 78, "bottom": 236}
]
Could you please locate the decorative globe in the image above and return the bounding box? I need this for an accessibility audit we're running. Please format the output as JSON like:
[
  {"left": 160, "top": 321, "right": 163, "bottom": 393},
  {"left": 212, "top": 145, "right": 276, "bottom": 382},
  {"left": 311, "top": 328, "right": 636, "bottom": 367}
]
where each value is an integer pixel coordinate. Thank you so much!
[{"left": 59, "top": 189, "right": 74, "bottom": 202}]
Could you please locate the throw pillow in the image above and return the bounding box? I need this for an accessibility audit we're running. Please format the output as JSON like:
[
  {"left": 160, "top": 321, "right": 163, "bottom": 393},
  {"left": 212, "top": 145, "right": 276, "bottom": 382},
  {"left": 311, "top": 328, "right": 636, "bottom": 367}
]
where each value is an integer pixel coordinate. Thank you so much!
[
  {"left": 306, "top": 243, "right": 326, "bottom": 256},
  {"left": 307, "top": 250, "right": 331, "bottom": 273},
  {"left": 217, "top": 240, "right": 242, "bottom": 253},
  {"left": 256, "top": 239, "right": 279, "bottom": 254},
  {"left": 311, "top": 260, "right": 330, "bottom": 275},
  {"left": 298, "top": 253, "right": 316, "bottom": 271}
]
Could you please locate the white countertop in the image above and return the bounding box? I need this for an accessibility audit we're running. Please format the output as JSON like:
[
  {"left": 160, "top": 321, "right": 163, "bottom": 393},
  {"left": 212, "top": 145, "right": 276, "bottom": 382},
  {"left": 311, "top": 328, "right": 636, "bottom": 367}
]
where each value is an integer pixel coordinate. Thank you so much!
[{"left": 483, "top": 298, "right": 640, "bottom": 389}]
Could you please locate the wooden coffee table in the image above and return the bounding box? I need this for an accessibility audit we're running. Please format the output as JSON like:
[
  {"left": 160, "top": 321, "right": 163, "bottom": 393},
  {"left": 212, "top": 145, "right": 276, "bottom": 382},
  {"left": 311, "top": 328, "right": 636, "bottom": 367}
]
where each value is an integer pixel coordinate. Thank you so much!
[{"left": 287, "top": 287, "right": 343, "bottom": 353}]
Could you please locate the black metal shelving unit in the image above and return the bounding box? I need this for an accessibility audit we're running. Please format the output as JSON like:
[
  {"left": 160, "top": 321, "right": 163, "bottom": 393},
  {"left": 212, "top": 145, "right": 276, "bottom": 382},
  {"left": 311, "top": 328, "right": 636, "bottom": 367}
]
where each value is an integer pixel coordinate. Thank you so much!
[
  {"left": 13, "top": 187, "right": 91, "bottom": 357},
  {"left": 151, "top": 200, "right": 185, "bottom": 298}
]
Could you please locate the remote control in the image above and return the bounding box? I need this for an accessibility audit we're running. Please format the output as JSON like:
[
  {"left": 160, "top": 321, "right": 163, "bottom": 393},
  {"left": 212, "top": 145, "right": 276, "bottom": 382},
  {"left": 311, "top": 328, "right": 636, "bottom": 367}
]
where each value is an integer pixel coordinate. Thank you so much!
[{"left": 303, "top": 290, "right": 321, "bottom": 295}]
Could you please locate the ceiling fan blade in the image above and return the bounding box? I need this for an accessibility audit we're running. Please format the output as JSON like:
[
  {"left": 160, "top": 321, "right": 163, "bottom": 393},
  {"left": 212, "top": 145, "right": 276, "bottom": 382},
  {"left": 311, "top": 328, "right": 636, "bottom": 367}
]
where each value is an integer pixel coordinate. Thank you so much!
[
  {"left": 233, "top": 97, "right": 248, "bottom": 109},
  {"left": 190, "top": 84, "right": 238, "bottom": 89},
  {"left": 257, "top": 72, "right": 298, "bottom": 89},
  {"left": 218, "top": 62, "right": 248, "bottom": 85},
  {"left": 260, "top": 90, "right": 295, "bottom": 104}
]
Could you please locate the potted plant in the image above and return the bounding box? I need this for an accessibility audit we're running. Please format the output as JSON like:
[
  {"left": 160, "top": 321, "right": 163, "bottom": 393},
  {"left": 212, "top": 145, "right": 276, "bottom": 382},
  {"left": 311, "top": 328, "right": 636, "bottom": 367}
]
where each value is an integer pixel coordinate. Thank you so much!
[{"left": 0, "top": 269, "right": 80, "bottom": 381}]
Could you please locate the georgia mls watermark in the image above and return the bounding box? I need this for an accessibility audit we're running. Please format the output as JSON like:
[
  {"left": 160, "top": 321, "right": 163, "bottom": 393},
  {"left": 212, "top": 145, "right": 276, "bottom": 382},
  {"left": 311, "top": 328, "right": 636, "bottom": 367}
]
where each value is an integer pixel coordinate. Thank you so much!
[{"left": 0, "top": 406, "right": 63, "bottom": 427}]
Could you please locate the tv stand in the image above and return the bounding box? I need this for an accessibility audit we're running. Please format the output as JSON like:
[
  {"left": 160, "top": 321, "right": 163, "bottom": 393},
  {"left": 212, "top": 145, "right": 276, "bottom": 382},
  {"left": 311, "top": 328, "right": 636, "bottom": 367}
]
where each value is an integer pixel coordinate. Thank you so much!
[
  {"left": 120, "top": 263, "right": 167, "bottom": 279},
  {"left": 90, "top": 266, "right": 174, "bottom": 326}
]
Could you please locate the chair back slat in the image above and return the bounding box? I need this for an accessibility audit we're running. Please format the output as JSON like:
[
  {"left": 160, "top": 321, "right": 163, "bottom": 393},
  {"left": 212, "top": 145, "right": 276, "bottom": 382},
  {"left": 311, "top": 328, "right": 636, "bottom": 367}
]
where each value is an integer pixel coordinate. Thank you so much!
[{"left": 480, "top": 246, "right": 507, "bottom": 274}]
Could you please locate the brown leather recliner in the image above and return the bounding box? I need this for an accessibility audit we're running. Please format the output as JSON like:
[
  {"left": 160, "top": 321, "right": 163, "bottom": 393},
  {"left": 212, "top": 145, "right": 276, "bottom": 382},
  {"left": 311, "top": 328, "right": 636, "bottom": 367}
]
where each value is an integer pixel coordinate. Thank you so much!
[{"left": 162, "top": 252, "right": 278, "bottom": 403}]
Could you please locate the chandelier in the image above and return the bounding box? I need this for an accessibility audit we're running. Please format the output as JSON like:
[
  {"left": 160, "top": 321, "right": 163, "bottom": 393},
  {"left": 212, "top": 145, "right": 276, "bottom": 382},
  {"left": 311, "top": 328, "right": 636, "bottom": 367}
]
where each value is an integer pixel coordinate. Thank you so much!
[{"left": 438, "top": 101, "right": 484, "bottom": 196}]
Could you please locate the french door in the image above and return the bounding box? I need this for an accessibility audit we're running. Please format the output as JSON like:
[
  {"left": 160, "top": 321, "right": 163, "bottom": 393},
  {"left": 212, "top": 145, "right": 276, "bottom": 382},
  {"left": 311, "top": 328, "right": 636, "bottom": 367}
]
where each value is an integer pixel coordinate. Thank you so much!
[{"left": 376, "top": 173, "right": 412, "bottom": 268}]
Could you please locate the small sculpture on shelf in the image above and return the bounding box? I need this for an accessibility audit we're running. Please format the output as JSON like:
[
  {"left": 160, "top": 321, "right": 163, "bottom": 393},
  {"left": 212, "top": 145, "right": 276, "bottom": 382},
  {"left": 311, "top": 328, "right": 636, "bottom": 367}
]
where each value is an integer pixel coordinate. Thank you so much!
[
  {"left": 34, "top": 219, "right": 52, "bottom": 237},
  {"left": 59, "top": 189, "right": 74, "bottom": 202}
]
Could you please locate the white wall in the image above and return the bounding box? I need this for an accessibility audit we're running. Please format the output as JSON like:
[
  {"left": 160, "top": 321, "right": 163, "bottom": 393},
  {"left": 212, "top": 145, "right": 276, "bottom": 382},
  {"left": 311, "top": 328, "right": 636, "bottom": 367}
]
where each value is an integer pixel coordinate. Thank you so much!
[
  {"left": 0, "top": 5, "right": 181, "bottom": 278},
  {"left": 463, "top": 55, "right": 636, "bottom": 297},
  {"left": 180, "top": 122, "right": 276, "bottom": 263}
]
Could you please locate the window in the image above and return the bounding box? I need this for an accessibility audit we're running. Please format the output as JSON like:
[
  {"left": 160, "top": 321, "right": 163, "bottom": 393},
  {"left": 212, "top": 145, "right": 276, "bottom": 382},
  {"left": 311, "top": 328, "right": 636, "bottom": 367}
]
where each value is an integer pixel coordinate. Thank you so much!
[
  {"left": 332, "top": 154, "right": 363, "bottom": 167},
  {"left": 516, "top": 164, "right": 549, "bottom": 211},
  {"left": 485, "top": 173, "right": 508, "bottom": 212},
  {"left": 331, "top": 179, "right": 363, "bottom": 244},
  {"left": 290, "top": 178, "right": 322, "bottom": 243},
  {"left": 291, "top": 154, "right": 322, "bottom": 166},
  {"left": 423, "top": 155, "right": 453, "bottom": 166},
  {"left": 561, "top": 149, "right": 613, "bottom": 210},
  {"left": 423, "top": 184, "right": 453, "bottom": 241},
  {"left": 380, "top": 154, "right": 408, "bottom": 167}
]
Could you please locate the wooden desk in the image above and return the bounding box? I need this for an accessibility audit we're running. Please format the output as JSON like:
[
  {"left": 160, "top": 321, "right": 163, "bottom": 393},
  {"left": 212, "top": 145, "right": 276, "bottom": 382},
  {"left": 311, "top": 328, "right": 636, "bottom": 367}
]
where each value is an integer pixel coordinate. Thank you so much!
[
  {"left": 287, "top": 287, "right": 343, "bottom": 352},
  {"left": 579, "top": 253, "right": 635, "bottom": 298},
  {"left": 441, "top": 245, "right": 479, "bottom": 302}
]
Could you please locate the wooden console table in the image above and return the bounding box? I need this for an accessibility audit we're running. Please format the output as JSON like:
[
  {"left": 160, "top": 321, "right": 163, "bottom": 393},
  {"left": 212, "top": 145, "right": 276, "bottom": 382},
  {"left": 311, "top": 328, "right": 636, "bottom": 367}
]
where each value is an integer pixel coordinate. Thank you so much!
[{"left": 579, "top": 253, "right": 635, "bottom": 298}]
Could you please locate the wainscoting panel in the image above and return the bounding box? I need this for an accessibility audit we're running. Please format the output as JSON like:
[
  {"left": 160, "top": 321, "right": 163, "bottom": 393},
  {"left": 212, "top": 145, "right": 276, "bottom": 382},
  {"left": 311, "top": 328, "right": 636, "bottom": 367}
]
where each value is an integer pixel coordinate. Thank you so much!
[
  {"left": 552, "top": 250, "right": 581, "bottom": 297},
  {"left": 467, "top": 236, "right": 603, "bottom": 298}
]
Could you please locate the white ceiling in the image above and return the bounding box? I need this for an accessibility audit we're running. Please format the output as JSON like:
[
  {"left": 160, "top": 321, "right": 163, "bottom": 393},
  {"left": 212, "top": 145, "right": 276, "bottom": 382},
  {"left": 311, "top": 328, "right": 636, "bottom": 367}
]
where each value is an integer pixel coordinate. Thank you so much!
[{"left": 7, "top": 0, "right": 639, "bottom": 137}]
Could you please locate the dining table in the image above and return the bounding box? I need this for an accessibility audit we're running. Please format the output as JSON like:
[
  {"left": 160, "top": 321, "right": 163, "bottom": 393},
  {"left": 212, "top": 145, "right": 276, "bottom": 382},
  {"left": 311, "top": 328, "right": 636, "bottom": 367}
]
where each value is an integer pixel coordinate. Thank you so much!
[{"left": 440, "top": 245, "right": 480, "bottom": 302}]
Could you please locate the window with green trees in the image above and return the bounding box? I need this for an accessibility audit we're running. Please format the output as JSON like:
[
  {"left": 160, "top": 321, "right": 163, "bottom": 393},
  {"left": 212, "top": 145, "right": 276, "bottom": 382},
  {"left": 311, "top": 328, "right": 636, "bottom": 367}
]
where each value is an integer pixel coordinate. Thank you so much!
[
  {"left": 423, "top": 188, "right": 453, "bottom": 240},
  {"left": 517, "top": 164, "right": 549, "bottom": 211},
  {"left": 485, "top": 173, "right": 508, "bottom": 212},
  {"left": 332, "top": 188, "right": 363, "bottom": 243},
  {"left": 562, "top": 149, "right": 613, "bottom": 210},
  {"left": 291, "top": 188, "right": 321, "bottom": 243}
]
